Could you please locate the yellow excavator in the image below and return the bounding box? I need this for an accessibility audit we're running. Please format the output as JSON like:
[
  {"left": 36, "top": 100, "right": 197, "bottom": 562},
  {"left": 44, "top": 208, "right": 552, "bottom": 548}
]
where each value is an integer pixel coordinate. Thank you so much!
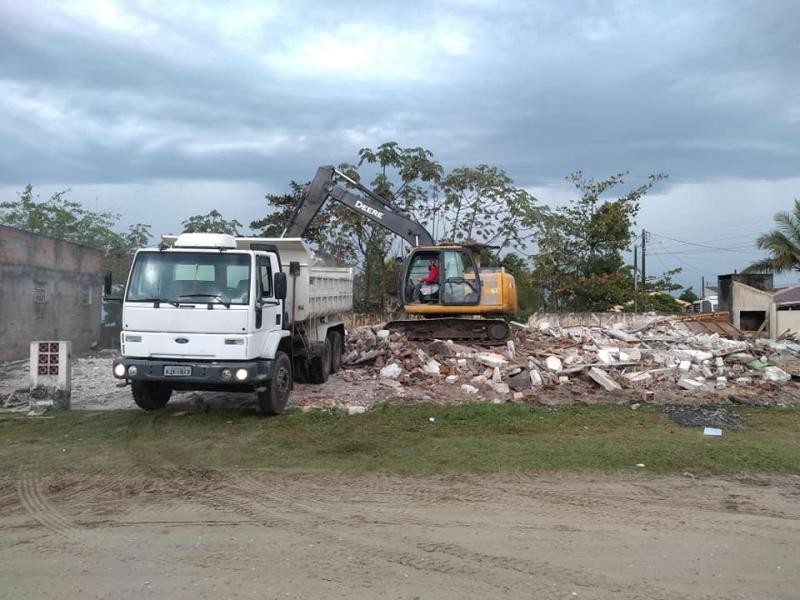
[{"left": 283, "top": 166, "right": 518, "bottom": 343}]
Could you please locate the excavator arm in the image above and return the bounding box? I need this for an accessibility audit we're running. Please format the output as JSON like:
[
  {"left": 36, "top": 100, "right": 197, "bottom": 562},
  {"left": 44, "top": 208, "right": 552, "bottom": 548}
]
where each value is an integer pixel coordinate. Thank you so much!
[{"left": 283, "top": 166, "right": 434, "bottom": 247}]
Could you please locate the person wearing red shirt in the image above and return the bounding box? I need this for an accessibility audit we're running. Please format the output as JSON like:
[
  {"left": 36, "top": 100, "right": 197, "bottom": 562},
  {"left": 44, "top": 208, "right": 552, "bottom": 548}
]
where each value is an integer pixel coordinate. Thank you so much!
[{"left": 413, "top": 260, "right": 439, "bottom": 302}]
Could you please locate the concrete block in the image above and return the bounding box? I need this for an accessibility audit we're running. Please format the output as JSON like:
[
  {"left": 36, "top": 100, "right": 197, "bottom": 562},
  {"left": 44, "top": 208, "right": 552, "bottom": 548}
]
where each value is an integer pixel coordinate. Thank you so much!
[
  {"left": 587, "top": 367, "right": 622, "bottom": 391},
  {"left": 347, "top": 406, "right": 367, "bottom": 415},
  {"left": 596, "top": 350, "right": 614, "bottom": 364},
  {"left": 461, "top": 384, "right": 479, "bottom": 394},
  {"left": 678, "top": 360, "right": 691, "bottom": 372},
  {"left": 489, "top": 381, "right": 510, "bottom": 394},
  {"left": 529, "top": 369, "right": 543, "bottom": 386},
  {"left": 29, "top": 341, "right": 71, "bottom": 410},
  {"left": 422, "top": 359, "right": 441, "bottom": 375},
  {"left": 445, "top": 375, "right": 459, "bottom": 384},
  {"left": 492, "top": 367, "right": 502, "bottom": 382},
  {"left": 558, "top": 376, "right": 570, "bottom": 384},
  {"left": 678, "top": 378, "right": 705, "bottom": 391},
  {"left": 379, "top": 363, "right": 402, "bottom": 379},
  {"left": 506, "top": 340, "right": 516, "bottom": 359},
  {"left": 475, "top": 352, "right": 508, "bottom": 368},
  {"left": 545, "top": 356, "right": 562, "bottom": 372}
]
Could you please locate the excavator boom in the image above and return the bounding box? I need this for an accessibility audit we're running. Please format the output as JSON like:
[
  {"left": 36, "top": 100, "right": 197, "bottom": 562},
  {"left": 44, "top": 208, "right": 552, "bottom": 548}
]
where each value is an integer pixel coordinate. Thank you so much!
[{"left": 283, "top": 166, "right": 434, "bottom": 247}]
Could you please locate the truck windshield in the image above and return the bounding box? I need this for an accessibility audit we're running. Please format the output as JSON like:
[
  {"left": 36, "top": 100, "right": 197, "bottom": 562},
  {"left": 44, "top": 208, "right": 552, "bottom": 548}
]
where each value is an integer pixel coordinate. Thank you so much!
[{"left": 126, "top": 252, "right": 251, "bottom": 305}]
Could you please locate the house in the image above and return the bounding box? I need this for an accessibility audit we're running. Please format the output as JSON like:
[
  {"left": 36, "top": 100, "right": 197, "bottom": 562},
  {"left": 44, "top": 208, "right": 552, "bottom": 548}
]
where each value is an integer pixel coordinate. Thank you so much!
[
  {"left": 723, "top": 274, "right": 800, "bottom": 338},
  {"left": 0, "top": 225, "right": 103, "bottom": 360}
]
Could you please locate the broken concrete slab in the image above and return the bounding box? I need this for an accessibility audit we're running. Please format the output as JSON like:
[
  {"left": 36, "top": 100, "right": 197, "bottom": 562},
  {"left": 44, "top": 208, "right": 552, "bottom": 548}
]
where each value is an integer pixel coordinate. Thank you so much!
[{"left": 587, "top": 367, "right": 622, "bottom": 392}]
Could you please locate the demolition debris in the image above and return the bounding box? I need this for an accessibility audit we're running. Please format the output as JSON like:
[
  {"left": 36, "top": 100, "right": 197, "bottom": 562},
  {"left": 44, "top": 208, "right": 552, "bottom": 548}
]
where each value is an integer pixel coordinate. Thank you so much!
[{"left": 340, "top": 312, "right": 800, "bottom": 407}]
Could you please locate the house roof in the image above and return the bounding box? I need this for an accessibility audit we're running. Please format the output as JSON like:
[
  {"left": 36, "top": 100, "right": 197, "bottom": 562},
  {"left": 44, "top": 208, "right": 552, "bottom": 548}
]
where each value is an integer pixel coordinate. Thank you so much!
[{"left": 773, "top": 286, "right": 800, "bottom": 305}]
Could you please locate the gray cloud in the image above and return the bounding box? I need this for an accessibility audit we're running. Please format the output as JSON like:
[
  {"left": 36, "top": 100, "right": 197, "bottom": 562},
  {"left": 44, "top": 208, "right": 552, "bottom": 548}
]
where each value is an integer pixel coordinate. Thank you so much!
[{"left": 1, "top": 1, "right": 799, "bottom": 288}]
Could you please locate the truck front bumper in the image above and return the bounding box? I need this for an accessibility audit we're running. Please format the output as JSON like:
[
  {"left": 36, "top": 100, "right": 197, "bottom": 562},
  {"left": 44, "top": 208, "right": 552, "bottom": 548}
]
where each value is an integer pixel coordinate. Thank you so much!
[{"left": 112, "top": 357, "right": 273, "bottom": 388}]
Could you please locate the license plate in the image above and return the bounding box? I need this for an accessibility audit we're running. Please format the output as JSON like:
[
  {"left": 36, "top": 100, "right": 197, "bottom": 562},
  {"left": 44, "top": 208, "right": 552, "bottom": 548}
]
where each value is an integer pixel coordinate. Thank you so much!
[{"left": 164, "top": 365, "right": 192, "bottom": 377}]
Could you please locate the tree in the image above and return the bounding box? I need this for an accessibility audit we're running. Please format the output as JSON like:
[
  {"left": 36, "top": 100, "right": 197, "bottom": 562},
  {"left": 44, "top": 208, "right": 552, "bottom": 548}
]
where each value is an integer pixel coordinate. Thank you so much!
[
  {"left": 533, "top": 171, "right": 667, "bottom": 311},
  {"left": 181, "top": 210, "right": 242, "bottom": 235},
  {"left": 679, "top": 287, "right": 699, "bottom": 303},
  {"left": 435, "top": 165, "right": 544, "bottom": 255},
  {"left": 329, "top": 142, "right": 445, "bottom": 311},
  {"left": 250, "top": 182, "right": 354, "bottom": 265},
  {"left": 743, "top": 199, "right": 800, "bottom": 273},
  {"left": 1, "top": 185, "right": 150, "bottom": 253}
]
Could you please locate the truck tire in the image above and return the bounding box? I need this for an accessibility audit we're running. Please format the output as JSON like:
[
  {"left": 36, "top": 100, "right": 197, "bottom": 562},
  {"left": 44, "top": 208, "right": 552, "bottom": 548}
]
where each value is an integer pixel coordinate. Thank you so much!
[
  {"left": 131, "top": 382, "right": 172, "bottom": 411},
  {"left": 258, "top": 351, "right": 292, "bottom": 415},
  {"left": 309, "top": 337, "right": 331, "bottom": 384},
  {"left": 328, "top": 330, "right": 343, "bottom": 374}
]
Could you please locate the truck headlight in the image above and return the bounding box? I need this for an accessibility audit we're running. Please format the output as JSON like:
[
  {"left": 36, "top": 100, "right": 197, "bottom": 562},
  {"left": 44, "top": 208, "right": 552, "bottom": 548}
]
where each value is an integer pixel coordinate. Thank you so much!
[
  {"left": 127, "top": 365, "right": 138, "bottom": 377},
  {"left": 114, "top": 363, "right": 126, "bottom": 378},
  {"left": 235, "top": 368, "right": 248, "bottom": 381},
  {"left": 221, "top": 368, "right": 232, "bottom": 380}
]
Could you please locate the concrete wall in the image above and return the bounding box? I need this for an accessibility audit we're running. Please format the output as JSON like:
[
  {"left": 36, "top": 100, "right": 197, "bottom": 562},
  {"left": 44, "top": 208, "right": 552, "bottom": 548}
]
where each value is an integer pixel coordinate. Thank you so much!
[
  {"left": 0, "top": 225, "right": 103, "bottom": 361},
  {"left": 730, "top": 281, "right": 772, "bottom": 331},
  {"left": 772, "top": 309, "right": 800, "bottom": 339},
  {"left": 528, "top": 312, "right": 660, "bottom": 330},
  {"left": 718, "top": 273, "right": 773, "bottom": 314}
]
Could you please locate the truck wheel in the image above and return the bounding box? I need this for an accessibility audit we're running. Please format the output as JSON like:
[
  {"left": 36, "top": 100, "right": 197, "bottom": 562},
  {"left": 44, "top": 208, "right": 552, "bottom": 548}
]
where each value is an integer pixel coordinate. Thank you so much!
[
  {"left": 131, "top": 382, "right": 172, "bottom": 411},
  {"left": 328, "top": 331, "right": 343, "bottom": 374},
  {"left": 309, "top": 338, "right": 331, "bottom": 384},
  {"left": 258, "top": 351, "right": 292, "bottom": 415}
]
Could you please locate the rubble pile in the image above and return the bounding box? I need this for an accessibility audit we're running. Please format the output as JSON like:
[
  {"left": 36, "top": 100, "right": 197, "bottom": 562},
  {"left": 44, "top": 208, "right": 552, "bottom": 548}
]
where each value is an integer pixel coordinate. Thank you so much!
[{"left": 341, "top": 316, "right": 800, "bottom": 406}]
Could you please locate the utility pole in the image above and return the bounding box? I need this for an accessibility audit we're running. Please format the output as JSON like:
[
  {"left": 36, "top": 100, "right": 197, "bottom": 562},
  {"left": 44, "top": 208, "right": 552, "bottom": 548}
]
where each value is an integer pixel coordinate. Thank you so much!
[
  {"left": 641, "top": 229, "right": 647, "bottom": 291},
  {"left": 701, "top": 276, "right": 705, "bottom": 299},
  {"left": 633, "top": 245, "right": 639, "bottom": 312}
]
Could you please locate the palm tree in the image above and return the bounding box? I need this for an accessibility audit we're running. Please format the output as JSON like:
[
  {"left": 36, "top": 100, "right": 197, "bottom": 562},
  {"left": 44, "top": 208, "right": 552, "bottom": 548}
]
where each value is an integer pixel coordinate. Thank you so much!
[{"left": 744, "top": 200, "right": 800, "bottom": 273}]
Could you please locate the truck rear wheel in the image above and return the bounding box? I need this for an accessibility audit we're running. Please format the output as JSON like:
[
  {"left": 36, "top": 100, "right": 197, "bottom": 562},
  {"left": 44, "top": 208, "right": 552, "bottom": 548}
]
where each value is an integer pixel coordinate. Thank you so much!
[
  {"left": 131, "top": 382, "right": 172, "bottom": 411},
  {"left": 258, "top": 351, "right": 291, "bottom": 415},
  {"left": 328, "top": 330, "right": 343, "bottom": 374},
  {"left": 309, "top": 338, "right": 331, "bottom": 384}
]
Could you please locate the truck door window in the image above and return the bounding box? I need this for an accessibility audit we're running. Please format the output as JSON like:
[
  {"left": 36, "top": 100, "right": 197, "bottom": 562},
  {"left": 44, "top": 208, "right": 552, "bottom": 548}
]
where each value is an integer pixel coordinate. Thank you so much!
[{"left": 257, "top": 258, "right": 272, "bottom": 298}]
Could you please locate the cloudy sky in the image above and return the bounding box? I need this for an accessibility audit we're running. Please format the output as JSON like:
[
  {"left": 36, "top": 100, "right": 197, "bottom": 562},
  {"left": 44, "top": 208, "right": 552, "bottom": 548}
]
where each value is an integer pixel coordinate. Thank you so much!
[{"left": 1, "top": 0, "right": 799, "bottom": 290}]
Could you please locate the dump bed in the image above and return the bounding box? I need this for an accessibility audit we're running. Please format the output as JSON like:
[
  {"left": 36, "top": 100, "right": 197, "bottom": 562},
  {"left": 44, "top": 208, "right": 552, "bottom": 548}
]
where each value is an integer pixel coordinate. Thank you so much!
[{"left": 233, "top": 237, "right": 353, "bottom": 323}]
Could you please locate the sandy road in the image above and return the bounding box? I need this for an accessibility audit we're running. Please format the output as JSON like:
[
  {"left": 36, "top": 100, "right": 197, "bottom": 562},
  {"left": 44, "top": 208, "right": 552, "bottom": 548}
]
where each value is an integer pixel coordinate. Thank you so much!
[{"left": 0, "top": 470, "right": 798, "bottom": 599}]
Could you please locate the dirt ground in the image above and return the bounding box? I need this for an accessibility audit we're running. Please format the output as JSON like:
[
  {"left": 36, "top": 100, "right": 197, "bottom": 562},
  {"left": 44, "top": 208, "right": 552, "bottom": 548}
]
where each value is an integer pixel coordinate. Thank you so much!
[{"left": 1, "top": 471, "right": 798, "bottom": 599}]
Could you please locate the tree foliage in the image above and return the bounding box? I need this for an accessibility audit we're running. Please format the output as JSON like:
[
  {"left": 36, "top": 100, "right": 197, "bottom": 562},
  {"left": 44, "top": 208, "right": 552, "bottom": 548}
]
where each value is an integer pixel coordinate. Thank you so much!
[
  {"left": 743, "top": 199, "right": 800, "bottom": 273},
  {"left": 679, "top": 287, "right": 699, "bottom": 303},
  {"left": 1, "top": 185, "right": 150, "bottom": 253},
  {"left": 533, "top": 171, "right": 668, "bottom": 311},
  {"left": 181, "top": 209, "right": 243, "bottom": 236}
]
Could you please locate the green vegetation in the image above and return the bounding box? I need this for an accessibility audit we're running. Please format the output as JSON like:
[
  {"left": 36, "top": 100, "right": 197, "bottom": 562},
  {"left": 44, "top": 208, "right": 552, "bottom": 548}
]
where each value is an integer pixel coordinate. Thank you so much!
[
  {"left": 2, "top": 404, "right": 799, "bottom": 476},
  {"left": 744, "top": 198, "right": 800, "bottom": 273}
]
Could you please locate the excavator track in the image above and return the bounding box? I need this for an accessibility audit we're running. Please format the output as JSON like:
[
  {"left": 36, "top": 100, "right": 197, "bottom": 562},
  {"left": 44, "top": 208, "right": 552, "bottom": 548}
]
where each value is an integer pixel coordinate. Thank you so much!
[{"left": 384, "top": 318, "right": 511, "bottom": 346}]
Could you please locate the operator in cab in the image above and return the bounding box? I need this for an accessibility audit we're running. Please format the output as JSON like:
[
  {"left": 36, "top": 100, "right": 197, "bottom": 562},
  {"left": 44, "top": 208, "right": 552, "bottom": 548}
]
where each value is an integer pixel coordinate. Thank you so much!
[{"left": 413, "top": 259, "right": 440, "bottom": 303}]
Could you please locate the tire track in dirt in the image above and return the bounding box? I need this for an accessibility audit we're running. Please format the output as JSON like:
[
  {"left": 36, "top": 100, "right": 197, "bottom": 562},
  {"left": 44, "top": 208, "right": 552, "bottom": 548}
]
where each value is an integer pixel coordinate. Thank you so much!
[
  {"left": 501, "top": 474, "right": 800, "bottom": 537},
  {"left": 221, "top": 472, "right": 666, "bottom": 599},
  {"left": 16, "top": 473, "right": 77, "bottom": 538}
]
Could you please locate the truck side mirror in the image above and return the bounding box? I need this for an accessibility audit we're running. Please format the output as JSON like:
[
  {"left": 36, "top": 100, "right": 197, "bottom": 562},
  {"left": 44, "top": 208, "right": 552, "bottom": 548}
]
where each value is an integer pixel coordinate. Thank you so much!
[
  {"left": 274, "top": 272, "right": 287, "bottom": 300},
  {"left": 103, "top": 270, "right": 113, "bottom": 296}
]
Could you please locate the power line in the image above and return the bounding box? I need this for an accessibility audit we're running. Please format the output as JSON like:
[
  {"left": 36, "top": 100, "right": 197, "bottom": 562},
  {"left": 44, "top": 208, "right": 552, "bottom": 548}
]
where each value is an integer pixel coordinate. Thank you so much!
[{"left": 648, "top": 231, "right": 759, "bottom": 253}]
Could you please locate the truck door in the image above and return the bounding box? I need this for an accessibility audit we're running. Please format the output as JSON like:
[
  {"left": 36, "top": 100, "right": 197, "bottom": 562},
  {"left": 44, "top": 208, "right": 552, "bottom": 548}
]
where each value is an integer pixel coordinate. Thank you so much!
[
  {"left": 441, "top": 249, "right": 482, "bottom": 305},
  {"left": 255, "top": 255, "right": 281, "bottom": 331}
]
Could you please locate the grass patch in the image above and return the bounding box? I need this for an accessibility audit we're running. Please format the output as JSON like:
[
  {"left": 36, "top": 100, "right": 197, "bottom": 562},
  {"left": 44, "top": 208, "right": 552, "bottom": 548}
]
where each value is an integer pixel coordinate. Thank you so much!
[{"left": 1, "top": 403, "right": 799, "bottom": 476}]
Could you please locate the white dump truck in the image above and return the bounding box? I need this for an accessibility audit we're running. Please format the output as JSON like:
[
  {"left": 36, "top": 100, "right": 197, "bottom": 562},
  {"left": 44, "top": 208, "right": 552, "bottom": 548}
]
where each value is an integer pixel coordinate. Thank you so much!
[{"left": 109, "top": 233, "right": 353, "bottom": 414}]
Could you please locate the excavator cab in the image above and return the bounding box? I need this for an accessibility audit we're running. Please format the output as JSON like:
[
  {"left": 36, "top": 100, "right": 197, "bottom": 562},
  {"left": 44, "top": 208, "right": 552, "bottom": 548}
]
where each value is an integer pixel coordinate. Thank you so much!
[{"left": 401, "top": 247, "right": 482, "bottom": 307}]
